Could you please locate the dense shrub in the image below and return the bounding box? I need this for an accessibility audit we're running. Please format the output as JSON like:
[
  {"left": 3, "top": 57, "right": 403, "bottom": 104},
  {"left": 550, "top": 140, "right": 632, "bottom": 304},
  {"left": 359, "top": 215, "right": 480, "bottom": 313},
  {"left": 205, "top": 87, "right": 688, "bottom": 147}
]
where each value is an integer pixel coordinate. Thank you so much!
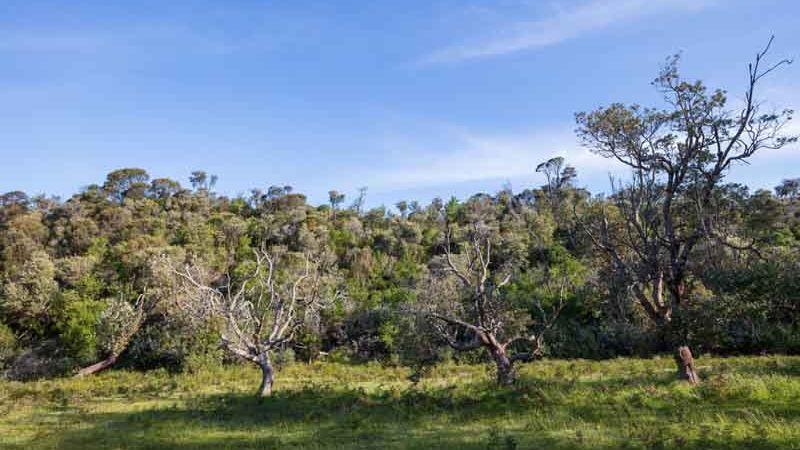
[
  {"left": 0, "top": 322, "right": 15, "bottom": 370},
  {"left": 0, "top": 166, "right": 798, "bottom": 380}
]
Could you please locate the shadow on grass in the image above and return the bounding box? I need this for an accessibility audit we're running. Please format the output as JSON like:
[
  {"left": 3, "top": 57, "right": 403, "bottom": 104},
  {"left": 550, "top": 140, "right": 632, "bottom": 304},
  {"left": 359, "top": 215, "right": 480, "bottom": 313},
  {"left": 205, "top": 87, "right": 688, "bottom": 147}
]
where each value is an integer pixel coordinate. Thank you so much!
[{"left": 5, "top": 372, "right": 800, "bottom": 450}]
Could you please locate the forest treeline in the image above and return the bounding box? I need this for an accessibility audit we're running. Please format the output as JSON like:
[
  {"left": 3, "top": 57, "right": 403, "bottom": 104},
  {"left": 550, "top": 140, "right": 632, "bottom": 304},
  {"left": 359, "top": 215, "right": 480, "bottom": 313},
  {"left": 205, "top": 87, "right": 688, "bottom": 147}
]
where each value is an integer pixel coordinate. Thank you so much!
[
  {"left": 1, "top": 164, "right": 797, "bottom": 381},
  {"left": 1, "top": 40, "right": 799, "bottom": 387}
]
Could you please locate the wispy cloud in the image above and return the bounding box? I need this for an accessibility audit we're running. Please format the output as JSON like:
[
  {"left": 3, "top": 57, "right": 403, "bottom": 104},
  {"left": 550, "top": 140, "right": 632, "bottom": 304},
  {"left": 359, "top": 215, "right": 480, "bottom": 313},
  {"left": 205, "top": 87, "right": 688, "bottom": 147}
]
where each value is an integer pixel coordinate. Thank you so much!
[
  {"left": 421, "top": 0, "right": 713, "bottom": 64},
  {"left": 362, "top": 125, "right": 621, "bottom": 190},
  {"left": 755, "top": 85, "right": 800, "bottom": 159},
  {"left": 363, "top": 118, "right": 798, "bottom": 201}
]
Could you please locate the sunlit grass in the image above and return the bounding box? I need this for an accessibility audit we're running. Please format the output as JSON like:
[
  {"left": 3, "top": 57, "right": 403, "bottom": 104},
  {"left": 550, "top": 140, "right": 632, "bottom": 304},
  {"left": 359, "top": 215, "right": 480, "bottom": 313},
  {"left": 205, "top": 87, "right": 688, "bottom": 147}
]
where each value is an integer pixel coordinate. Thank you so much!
[{"left": 2, "top": 356, "right": 800, "bottom": 449}]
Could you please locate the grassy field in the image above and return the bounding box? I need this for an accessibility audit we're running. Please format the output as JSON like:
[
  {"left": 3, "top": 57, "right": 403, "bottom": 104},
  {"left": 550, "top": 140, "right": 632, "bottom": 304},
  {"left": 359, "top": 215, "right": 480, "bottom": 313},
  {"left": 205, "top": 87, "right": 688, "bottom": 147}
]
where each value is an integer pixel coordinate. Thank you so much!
[{"left": 1, "top": 356, "right": 800, "bottom": 449}]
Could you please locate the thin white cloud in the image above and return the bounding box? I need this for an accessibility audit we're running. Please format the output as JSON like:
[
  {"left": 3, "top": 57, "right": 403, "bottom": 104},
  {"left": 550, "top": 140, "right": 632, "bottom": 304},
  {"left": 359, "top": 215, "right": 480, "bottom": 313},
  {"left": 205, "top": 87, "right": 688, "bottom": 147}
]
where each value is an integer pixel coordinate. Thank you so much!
[
  {"left": 786, "top": 119, "right": 800, "bottom": 139},
  {"left": 422, "top": 0, "right": 714, "bottom": 64},
  {"left": 750, "top": 85, "right": 800, "bottom": 160},
  {"left": 363, "top": 126, "right": 621, "bottom": 190},
  {"left": 363, "top": 112, "right": 799, "bottom": 195}
]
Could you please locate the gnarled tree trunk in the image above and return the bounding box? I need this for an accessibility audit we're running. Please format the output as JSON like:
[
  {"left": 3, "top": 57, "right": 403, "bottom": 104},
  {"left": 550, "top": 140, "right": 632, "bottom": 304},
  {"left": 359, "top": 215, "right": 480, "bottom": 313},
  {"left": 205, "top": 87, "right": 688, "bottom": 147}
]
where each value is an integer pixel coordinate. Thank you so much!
[
  {"left": 675, "top": 345, "right": 699, "bottom": 385},
  {"left": 490, "top": 346, "right": 516, "bottom": 386},
  {"left": 257, "top": 354, "right": 275, "bottom": 397},
  {"left": 75, "top": 354, "right": 119, "bottom": 377}
]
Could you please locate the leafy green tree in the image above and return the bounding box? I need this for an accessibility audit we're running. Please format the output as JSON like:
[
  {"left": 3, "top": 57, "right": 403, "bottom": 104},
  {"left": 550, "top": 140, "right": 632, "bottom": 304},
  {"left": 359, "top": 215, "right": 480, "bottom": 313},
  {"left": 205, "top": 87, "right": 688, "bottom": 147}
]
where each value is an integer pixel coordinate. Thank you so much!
[
  {"left": 1, "top": 250, "right": 58, "bottom": 337},
  {"left": 189, "top": 170, "right": 218, "bottom": 192},
  {"left": 775, "top": 178, "right": 800, "bottom": 200},
  {"left": 149, "top": 178, "right": 182, "bottom": 199},
  {"left": 103, "top": 168, "right": 150, "bottom": 202},
  {"left": 576, "top": 38, "right": 795, "bottom": 383},
  {"left": 55, "top": 290, "right": 105, "bottom": 362},
  {"left": 328, "top": 190, "right": 345, "bottom": 218}
]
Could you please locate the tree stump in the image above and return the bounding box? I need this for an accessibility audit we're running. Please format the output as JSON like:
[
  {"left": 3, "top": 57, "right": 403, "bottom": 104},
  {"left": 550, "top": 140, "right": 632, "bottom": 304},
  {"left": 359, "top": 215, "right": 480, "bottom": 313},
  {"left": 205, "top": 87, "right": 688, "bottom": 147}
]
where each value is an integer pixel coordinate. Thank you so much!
[{"left": 676, "top": 345, "right": 699, "bottom": 385}]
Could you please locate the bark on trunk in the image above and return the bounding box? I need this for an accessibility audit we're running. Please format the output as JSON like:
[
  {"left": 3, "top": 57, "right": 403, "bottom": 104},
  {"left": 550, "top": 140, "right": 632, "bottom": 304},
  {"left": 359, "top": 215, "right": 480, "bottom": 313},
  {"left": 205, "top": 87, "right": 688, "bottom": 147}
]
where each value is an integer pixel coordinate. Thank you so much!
[
  {"left": 75, "top": 354, "right": 118, "bottom": 377},
  {"left": 257, "top": 354, "right": 274, "bottom": 397},
  {"left": 675, "top": 345, "right": 699, "bottom": 385},
  {"left": 490, "top": 347, "right": 516, "bottom": 386}
]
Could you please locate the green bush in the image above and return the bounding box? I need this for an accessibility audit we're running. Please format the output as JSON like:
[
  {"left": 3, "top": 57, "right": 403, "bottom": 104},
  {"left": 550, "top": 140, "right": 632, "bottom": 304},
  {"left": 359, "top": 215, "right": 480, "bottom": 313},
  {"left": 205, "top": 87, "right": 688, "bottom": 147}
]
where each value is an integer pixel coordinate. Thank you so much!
[
  {"left": 124, "top": 316, "right": 223, "bottom": 373},
  {"left": 0, "top": 322, "right": 16, "bottom": 369},
  {"left": 54, "top": 291, "right": 105, "bottom": 363}
]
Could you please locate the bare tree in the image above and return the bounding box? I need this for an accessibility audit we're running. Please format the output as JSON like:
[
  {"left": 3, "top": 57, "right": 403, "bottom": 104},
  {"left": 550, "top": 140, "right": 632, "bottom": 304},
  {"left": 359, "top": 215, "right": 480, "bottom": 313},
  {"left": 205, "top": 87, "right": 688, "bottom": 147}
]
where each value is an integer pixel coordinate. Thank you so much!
[
  {"left": 419, "top": 224, "right": 568, "bottom": 385},
  {"left": 575, "top": 37, "right": 795, "bottom": 383},
  {"left": 350, "top": 186, "right": 368, "bottom": 214},
  {"left": 168, "top": 246, "right": 328, "bottom": 397}
]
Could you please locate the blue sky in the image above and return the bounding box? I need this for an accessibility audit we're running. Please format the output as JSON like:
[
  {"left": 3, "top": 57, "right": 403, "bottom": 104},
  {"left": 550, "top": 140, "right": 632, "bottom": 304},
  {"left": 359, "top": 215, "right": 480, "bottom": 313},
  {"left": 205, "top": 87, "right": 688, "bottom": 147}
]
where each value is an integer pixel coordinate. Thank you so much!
[{"left": 1, "top": 0, "right": 798, "bottom": 207}]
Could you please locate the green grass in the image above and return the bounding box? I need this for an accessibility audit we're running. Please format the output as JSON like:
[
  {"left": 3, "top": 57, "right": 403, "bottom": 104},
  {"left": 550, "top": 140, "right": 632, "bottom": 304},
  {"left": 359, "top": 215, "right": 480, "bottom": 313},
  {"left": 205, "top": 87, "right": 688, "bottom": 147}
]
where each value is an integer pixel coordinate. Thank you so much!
[{"left": 2, "top": 356, "right": 800, "bottom": 449}]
